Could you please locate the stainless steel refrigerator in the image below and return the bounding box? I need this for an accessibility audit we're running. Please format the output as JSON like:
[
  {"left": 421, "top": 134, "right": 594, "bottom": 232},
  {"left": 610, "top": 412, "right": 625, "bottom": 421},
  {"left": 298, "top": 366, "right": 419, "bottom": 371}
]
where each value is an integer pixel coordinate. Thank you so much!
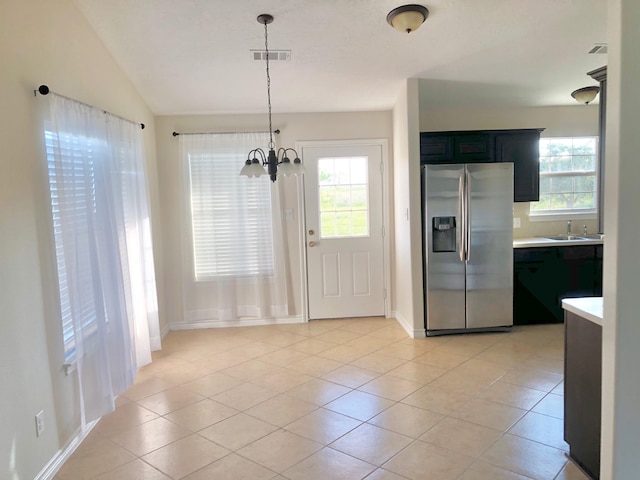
[{"left": 422, "top": 163, "right": 513, "bottom": 335}]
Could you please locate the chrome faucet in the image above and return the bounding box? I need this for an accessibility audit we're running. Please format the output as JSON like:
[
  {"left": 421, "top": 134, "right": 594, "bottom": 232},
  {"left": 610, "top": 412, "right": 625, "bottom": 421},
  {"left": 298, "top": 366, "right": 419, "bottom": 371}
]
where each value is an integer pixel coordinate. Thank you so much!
[
  {"left": 583, "top": 224, "right": 588, "bottom": 236},
  {"left": 567, "top": 219, "right": 572, "bottom": 235}
]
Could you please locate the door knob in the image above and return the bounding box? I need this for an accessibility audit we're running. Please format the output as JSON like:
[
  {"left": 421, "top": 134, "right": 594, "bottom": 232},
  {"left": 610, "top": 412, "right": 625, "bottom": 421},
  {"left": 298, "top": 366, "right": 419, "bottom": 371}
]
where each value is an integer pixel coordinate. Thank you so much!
[{"left": 308, "top": 241, "right": 316, "bottom": 247}]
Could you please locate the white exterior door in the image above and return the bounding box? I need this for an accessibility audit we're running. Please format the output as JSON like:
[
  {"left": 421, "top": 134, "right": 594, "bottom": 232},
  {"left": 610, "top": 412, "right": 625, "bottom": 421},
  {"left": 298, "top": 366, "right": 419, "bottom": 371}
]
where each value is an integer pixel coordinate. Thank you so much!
[{"left": 301, "top": 143, "right": 385, "bottom": 320}]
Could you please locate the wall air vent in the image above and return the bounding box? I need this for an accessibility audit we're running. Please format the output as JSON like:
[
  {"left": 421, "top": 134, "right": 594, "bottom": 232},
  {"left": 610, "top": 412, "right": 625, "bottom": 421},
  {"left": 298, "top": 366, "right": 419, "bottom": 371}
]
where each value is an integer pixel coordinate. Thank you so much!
[
  {"left": 251, "top": 50, "right": 291, "bottom": 61},
  {"left": 588, "top": 44, "right": 608, "bottom": 54}
]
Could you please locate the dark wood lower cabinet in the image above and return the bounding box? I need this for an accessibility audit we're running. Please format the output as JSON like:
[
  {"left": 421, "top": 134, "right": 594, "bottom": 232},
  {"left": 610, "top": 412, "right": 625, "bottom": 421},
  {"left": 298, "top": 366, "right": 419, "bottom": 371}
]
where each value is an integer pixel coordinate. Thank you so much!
[
  {"left": 513, "top": 245, "right": 603, "bottom": 324},
  {"left": 564, "top": 311, "right": 602, "bottom": 479}
]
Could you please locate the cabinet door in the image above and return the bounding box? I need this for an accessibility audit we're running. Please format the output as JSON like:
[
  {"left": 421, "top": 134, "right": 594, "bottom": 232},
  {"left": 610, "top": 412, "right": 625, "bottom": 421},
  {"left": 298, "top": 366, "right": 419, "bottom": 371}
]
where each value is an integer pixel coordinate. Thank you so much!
[
  {"left": 495, "top": 132, "right": 540, "bottom": 202},
  {"left": 454, "top": 134, "right": 491, "bottom": 162},
  {"left": 560, "top": 246, "right": 597, "bottom": 298},
  {"left": 420, "top": 134, "right": 453, "bottom": 163},
  {"left": 513, "top": 248, "right": 563, "bottom": 324},
  {"left": 594, "top": 245, "right": 603, "bottom": 296}
]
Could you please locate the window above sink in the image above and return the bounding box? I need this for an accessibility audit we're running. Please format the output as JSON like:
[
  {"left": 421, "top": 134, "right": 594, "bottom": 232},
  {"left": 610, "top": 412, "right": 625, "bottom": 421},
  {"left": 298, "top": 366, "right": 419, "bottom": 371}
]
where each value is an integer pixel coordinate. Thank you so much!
[{"left": 530, "top": 137, "right": 598, "bottom": 220}]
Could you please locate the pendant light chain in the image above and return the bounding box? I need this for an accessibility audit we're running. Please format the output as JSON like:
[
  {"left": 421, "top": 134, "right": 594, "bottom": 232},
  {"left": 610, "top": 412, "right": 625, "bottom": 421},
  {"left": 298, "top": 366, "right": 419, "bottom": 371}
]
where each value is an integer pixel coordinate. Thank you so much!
[
  {"left": 264, "top": 21, "right": 274, "bottom": 149},
  {"left": 239, "top": 14, "right": 305, "bottom": 182}
]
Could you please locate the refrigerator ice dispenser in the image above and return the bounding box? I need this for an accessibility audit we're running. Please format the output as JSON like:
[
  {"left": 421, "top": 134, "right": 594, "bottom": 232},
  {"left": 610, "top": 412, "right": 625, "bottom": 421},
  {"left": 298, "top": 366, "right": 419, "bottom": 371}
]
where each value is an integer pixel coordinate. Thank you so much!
[{"left": 432, "top": 216, "right": 456, "bottom": 252}]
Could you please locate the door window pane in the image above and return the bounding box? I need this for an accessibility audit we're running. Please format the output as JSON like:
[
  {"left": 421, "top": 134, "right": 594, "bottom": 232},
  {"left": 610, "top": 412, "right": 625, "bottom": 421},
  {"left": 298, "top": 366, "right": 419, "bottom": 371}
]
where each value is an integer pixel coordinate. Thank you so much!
[{"left": 317, "top": 156, "right": 369, "bottom": 238}]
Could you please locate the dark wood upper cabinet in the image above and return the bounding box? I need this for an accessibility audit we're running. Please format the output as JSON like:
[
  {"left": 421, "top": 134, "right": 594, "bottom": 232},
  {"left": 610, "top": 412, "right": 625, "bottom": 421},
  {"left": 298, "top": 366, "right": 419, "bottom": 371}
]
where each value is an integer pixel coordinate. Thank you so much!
[
  {"left": 455, "top": 134, "right": 492, "bottom": 161},
  {"left": 495, "top": 130, "right": 543, "bottom": 202},
  {"left": 420, "top": 135, "right": 453, "bottom": 162},
  {"left": 420, "top": 128, "right": 544, "bottom": 202}
]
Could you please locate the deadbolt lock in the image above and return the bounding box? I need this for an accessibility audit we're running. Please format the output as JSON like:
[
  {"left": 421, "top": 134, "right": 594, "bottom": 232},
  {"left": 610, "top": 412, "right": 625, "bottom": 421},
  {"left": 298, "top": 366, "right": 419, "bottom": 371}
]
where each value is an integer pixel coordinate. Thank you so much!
[{"left": 308, "top": 229, "right": 315, "bottom": 236}]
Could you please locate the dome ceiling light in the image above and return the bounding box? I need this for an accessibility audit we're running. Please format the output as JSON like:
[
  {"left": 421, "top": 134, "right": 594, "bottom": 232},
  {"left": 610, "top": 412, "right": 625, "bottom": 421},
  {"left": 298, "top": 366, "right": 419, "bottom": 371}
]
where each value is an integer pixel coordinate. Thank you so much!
[
  {"left": 387, "top": 4, "right": 430, "bottom": 34},
  {"left": 571, "top": 86, "right": 600, "bottom": 105}
]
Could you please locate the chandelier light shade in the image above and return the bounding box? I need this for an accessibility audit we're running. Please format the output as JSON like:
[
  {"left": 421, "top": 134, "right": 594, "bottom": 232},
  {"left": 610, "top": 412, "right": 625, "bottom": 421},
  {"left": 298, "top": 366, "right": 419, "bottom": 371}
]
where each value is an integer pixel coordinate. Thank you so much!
[
  {"left": 387, "top": 4, "right": 430, "bottom": 33},
  {"left": 240, "top": 14, "right": 305, "bottom": 182},
  {"left": 571, "top": 86, "right": 600, "bottom": 105}
]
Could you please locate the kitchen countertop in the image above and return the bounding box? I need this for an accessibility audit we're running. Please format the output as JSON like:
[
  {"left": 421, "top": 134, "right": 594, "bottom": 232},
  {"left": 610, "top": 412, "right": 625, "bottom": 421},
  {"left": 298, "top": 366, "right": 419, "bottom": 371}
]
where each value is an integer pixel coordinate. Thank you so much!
[
  {"left": 513, "top": 237, "right": 604, "bottom": 248},
  {"left": 562, "top": 297, "right": 603, "bottom": 326}
]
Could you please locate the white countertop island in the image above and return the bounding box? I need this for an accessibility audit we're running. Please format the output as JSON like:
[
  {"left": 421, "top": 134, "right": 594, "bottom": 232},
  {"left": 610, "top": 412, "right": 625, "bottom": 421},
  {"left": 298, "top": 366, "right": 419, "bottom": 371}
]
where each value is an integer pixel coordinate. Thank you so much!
[{"left": 562, "top": 297, "right": 603, "bottom": 326}]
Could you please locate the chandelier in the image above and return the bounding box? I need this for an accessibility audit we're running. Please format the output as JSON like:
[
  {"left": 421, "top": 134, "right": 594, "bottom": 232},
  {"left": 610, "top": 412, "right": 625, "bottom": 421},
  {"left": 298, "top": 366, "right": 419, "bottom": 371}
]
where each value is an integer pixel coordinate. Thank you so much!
[{"left": 240, "top": 14, "right": 304, "bottom": 182}]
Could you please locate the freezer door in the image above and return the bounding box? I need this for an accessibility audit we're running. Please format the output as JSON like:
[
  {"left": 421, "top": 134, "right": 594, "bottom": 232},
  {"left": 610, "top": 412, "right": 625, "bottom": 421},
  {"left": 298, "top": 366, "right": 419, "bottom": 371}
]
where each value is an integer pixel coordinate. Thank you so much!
[
  {"left": 465, "top": 163, "right": 514, "bottom": 329},
  {"left": 423, "top": 164, "right": 466, "bottom": 332}
]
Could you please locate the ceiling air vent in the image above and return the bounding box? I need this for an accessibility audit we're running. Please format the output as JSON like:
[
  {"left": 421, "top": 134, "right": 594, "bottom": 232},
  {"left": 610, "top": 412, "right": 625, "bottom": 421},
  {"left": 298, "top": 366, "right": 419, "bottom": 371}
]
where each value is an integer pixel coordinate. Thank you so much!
[
  {"left": 251, "top": 50, "right": 291, "bottom": 61},
  {"left": 588, "top": 44, "right": 608, "bottom": 54}
]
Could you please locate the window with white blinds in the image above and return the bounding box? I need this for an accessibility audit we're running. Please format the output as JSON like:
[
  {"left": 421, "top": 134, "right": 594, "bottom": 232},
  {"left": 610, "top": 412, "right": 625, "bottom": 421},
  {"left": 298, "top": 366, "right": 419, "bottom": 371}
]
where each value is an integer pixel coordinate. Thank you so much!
[
  {"left": 187, "top": 151, "right": 274, "bottom": 279},
  {"left": 45, "top": 129, "right": 101, "bottom": 359}
]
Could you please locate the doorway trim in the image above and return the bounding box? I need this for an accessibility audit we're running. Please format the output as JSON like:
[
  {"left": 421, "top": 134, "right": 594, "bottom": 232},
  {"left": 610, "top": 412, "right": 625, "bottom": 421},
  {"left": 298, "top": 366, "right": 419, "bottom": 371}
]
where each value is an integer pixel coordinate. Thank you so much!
[{"left": 295, "top": 138, "right": 391, "bottom": 322}]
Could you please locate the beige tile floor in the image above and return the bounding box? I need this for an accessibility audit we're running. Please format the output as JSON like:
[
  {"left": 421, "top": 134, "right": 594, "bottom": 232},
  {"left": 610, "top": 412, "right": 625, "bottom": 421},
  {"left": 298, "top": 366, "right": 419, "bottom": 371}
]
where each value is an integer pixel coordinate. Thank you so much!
[{"left": 55, "top": 318, "right": 591, "bottom": 480}]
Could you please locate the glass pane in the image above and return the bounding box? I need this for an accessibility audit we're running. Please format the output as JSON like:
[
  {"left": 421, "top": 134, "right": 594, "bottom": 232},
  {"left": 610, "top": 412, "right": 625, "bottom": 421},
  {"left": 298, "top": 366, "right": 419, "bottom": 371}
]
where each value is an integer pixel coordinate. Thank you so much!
[
  {"left": 351, "top": 185, "right": 368, "bottom": 208},
  {"left": 352, "top": 210, "right": 368, "bottom": 236},
  {"left": 572, "top": 137, "right": 597, "bottom": 155},
  {"left": 335, "top": 186, "right": 351, "bottom": 210},
  {"left": 544, "top": 156, "right": 572, "bottom": 173},
  {"left": 318, "top": 159, "right": 335, "bottom": 185},
  {"left": 540, "top": 138, "right": 573, "bottom": 156},
  {"left": 335, "top": 160, "right": 351, "bottom": 184},
  {"left": 549, "top": 176, "right": 573, "bottom": 194},
  {"left": 575, "top": 175, "right": 596, "bottom": 192},
  {"left": 319, "top": 186, "right": 336, "bottom": 211},
  {"left": 336, "top": 212, "right": 351, "bottom": 236},
  {"left": 549, "top": 193, "right": 571, "bottom": 209},
  {"left": 321, "top": 212, "right": 336, "bottom": 237},
  {"left": 574, "top": 192, "right": 595, "bottom": 209},
  {"left": 539, "top": 177, "right": 551, "bottom": 194},
  {"left": 572, "top": 155, "right": 596, "bottom": 171},
  {"left": 318, "top": 155, "right": 370, "bottom": 238}
]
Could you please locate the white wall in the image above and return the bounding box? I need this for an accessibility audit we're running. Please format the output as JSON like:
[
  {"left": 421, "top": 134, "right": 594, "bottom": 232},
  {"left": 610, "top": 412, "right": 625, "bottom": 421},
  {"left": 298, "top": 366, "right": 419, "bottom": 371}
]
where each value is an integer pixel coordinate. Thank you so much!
[
  {"left": 154, "top": 111, "right": 393, "bottom": 327},
  {"left": 601, "top": 0, "right": 640, "bottom": 477},
  {"left": 420, "top": 104, "right": 600, "bottom": 238},
  {"left": 0, "top": 1, "right": 160, "bottom": 478},
  {"left": 392, "top": 79, "right": 424, "bottom": 336}
]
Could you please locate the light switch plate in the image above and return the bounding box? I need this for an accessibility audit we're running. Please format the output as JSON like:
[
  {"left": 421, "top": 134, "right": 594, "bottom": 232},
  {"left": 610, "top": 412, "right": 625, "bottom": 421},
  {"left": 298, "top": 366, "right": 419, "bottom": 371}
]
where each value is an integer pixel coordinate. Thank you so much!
[{"left": 513, "top": 217, "right": 521, "bottom": 228}]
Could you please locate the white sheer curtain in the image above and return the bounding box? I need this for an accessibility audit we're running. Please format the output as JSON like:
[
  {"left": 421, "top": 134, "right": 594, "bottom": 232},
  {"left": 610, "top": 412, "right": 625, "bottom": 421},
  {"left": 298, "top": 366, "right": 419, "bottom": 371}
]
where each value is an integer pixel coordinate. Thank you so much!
[
  {"left": 44, "top": 94, "right": 160, "bottom": 424},
  {"left": 180, "top": 133, "right": 291, "bottom": 324}
]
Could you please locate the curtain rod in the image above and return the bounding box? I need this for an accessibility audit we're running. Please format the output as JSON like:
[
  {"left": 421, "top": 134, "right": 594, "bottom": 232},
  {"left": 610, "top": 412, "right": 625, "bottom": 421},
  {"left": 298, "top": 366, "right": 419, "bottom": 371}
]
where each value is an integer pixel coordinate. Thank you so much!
[
  {"left": 172, "top": 129, "right": 280, "bottom": 137},
  {"left": 34, "top": 85, "right": 145, "bottom": 130}
]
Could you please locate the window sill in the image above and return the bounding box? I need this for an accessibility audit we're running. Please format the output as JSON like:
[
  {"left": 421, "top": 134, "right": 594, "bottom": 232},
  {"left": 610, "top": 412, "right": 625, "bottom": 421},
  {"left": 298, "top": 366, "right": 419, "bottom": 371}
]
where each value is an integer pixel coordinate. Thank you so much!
[
  {"left": 64, "top": 361, "right": 77, "bottom": 376},
  {"left": 529, "top": 211, "right": 597, "bottom": 222}
]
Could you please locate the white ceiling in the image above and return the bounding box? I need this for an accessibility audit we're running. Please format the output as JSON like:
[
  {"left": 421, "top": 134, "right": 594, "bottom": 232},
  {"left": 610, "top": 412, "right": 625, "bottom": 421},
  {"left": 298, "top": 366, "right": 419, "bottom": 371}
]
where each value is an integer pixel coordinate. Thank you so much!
[{"left": 73, "top": 0, "right": 607, "bottom": 116}]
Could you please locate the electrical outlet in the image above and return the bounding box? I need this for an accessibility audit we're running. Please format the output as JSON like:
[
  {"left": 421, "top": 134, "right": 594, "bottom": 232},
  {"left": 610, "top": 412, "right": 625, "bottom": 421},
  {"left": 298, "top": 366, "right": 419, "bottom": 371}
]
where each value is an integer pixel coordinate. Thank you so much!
[
  {"left": 283, "top": 209, "right": 294, "bottom": 220},
  {"left": 35, "top": 410, "right": 44, "bottom": 437},
  {"left": 513, "top": 217, "right": 521, "bottom": 228}
]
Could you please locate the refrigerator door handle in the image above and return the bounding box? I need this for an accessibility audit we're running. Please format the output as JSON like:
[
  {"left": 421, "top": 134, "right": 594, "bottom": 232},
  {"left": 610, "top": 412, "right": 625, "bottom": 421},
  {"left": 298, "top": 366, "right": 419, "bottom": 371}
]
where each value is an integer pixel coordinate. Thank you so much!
[
  {"left": 465, "top": 170, "right": 472, "bottom": 262},
  {"left": 458, "top": 172, "right": 465, "bottom": 262}
]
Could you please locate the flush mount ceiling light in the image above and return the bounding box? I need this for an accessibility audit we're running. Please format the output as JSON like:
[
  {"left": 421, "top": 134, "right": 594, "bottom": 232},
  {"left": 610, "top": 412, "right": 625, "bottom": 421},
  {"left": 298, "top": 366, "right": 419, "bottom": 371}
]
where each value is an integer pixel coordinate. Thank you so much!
[
  {"left": 387, "top": 4, "right": 430, "bottom": 33},
  {"left": 571, "top": 86, "right": 600, "bottom": 105},
  {"left": 240, "top": 14, "right": 304, "bottom": 182}
]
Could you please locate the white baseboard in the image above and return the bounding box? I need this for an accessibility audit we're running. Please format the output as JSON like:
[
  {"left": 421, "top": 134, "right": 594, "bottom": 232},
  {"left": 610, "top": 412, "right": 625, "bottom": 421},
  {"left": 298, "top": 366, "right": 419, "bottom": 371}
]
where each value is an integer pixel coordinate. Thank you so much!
[
  {"left": 169, "top": 315, "right": 304, "bottom": 331},
  {"left": 392, "top": 310, "right": 426, "bottom": 338},
  {"left": 35, "top": 419, "right": 99, "bottom": 480},
  {"left": 160, "top": 322, "right": 171, "bottom": 339}
]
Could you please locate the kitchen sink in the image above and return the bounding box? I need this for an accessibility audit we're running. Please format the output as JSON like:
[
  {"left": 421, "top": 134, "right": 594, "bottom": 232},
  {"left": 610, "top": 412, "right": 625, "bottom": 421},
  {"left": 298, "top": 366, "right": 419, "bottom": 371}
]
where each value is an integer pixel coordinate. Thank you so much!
[
  {"left": 581, "top": 233, "right": 605, "bottom": 240},
  {"left": 544, "top": 235, "right": 588, "bottom": 241}
]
